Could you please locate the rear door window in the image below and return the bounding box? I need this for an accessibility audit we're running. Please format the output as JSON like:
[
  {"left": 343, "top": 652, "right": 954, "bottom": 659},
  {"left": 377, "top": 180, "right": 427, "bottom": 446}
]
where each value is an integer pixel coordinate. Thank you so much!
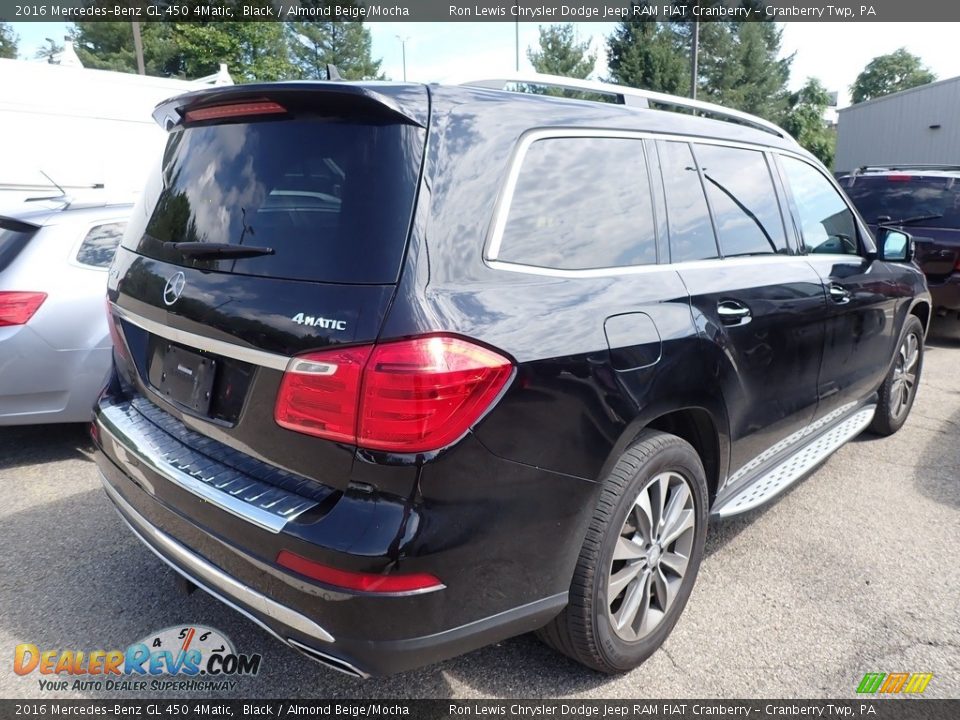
[
  {"left": 123, "top": 119, "right": 423, "bottom": 284},
  {"left": 0, "top": 218, "right": 39, "bottom": 273},
  {"left": 497, "top": 136, "right": 657, "bottom": 270},
  {"left": 657, "top": 141, "right": 719, "bottom": 263},
  {"left": 76, "top": 222, "right": 126, "bottom": 268},
  {"left": 845, "top": 176, "right": 960, "bottom": 228},
  {"left": 693, "top": 144, "right": 788, "bottom": 256}
]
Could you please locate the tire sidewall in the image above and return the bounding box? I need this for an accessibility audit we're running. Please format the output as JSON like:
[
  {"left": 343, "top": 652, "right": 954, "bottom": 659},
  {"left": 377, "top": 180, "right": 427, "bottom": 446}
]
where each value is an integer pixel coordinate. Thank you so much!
[
  {"left": 881, "top": 316, "right": 925, "bottom": 433},
  {"left": 592, "top": 440, "right": 709, "bottom": 671}
]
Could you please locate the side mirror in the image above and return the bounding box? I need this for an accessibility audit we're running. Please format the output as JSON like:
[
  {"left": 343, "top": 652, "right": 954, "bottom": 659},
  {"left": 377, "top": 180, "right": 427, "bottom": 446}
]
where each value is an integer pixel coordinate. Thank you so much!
[{"left": 876, "top": 227, "right": 914, "bottom": 262}]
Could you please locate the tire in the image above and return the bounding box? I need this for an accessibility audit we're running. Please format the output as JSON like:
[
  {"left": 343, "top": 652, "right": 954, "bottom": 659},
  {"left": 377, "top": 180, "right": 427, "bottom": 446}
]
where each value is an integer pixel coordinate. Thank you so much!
[
  {"left": 870, "top": 315, "right": 924, "bottom": 437},
  {"left": 536, "top": 430, "right": 708, "bottom": 673}
]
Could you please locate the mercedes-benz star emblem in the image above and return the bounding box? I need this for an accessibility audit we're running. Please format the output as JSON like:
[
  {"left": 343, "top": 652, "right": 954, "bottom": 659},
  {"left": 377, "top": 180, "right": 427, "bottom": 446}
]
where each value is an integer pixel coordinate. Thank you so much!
[{"left": 163, "top": 271, "right": 186, "bottom": 306}]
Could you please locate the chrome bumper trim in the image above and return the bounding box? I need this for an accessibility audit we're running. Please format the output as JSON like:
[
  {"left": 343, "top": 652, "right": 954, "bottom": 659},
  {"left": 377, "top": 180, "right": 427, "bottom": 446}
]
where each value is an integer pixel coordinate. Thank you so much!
[{"left": 101, "top": 475, "right": 335, "bottom": 644}]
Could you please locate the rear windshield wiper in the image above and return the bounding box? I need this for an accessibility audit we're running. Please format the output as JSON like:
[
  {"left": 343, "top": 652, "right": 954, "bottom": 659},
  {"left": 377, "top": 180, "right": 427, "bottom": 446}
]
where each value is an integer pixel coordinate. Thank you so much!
[
  {"left": 876, "top": 213, "right": 943, "bottom": 226},
  {"left": 169, "top": 242, "right": 275, "bottom": 260}
]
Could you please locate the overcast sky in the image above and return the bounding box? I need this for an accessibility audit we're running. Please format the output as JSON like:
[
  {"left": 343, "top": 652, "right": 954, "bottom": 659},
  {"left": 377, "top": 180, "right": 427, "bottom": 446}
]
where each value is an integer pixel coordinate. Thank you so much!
[{"left": 10, "top": 21, "right": 960, "bottom": 108}]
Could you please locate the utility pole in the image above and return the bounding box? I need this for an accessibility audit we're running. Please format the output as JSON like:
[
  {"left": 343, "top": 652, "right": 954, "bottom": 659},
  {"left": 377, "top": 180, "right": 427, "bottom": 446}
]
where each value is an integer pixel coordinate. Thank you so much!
[
  {"left": 690, "top": 21, "right": 699, "bottom": 100},
  {"left": 395, "top": 35, "right": 409, "bottom": 82},
  {"left": 131, "top": 22, "right": 145, "bottom": 75}
]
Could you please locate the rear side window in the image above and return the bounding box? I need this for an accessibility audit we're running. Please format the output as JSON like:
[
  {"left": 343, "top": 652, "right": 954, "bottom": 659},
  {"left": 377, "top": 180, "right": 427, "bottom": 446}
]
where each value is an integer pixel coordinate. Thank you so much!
[
  {"left": 0, "top": 218, "right": 39, "bottom": 273},
  {"left": 845, "top": 176, "right": 960, "bottom": 229},
  {"left": 76, "top": 222, "right": 126, "bottom": 268},
  {"left": 657, "top": 141, "right": 718, "bottom": 263},
  {"left": 123, "top": 118, "right": 423, "bottom": 284},
  {"left": 497, "top": 137, "right": 657, "bottom": 270},
  {"left": 693, "top": 144, "right": 788, "bottom": 256},
  {"left": 780, "top": 156, "right": 859, "bottom": 255}
]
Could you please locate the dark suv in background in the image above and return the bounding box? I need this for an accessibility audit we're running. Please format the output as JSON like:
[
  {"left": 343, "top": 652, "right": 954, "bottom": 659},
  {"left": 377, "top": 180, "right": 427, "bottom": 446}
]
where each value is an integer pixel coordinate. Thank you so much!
[
  {"left": 842, "top": 165, "right": 960, "bottom": 319},
  {"left": 93, "top": 74, "right": 930, "bottom": 677}
]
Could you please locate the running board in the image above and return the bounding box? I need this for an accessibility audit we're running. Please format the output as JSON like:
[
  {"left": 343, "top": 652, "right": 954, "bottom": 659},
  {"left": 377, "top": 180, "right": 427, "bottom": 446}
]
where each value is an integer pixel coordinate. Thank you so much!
[{"left": 713, "top": 406, "right": 876, "bottom": 518}]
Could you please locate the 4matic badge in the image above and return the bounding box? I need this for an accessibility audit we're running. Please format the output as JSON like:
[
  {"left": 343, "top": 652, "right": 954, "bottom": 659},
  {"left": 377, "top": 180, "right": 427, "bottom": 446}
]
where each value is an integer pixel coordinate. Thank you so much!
[{"left": 291, "top": 313, "right": 347, "bottom": 331}]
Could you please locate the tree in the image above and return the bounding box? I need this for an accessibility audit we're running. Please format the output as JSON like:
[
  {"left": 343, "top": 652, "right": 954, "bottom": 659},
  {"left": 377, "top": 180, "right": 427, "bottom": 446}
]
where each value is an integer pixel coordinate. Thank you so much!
[
  {"left": 287, "top": 21, "right": 383, "bottom": 80},
  {"left": 527, "top": 24, "right": 595, "bottom": 80},
  {"left": 0, "top": 22, "right": 17, "bottom": 59},
  {"left": 606, "top": 13, "right": 689, "bottom": 95},
  {"left": 71, "top": 22, "right": 180, "bottom": 76},
  {"left": 851, "top": 48, "right": 935, "bottom": 103},
  {"left": 171, "top": 22, "right": 294, "bottom": 82},
  {"left": 782, "top": 78, "right": 835, "bottom": 167},
  {"left": 35, "top": 37, "right": 62, "bottom": 64}
]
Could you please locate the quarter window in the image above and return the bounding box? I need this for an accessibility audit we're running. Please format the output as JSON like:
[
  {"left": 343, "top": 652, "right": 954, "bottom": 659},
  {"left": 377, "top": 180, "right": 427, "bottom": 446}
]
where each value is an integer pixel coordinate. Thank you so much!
[
  {"left": 497, "top": 137, "right": 657, "bottom": 270},
  {"left": 694, "top": 144, "right": 788, "bottom": 256},
  {"left": 77, "top": 222, "right": 126, "bottom": 268},
  {"left": 780, "top": 156, "right": 859, "bottom": 255},
  {"left": 657, "top": 141, "right": 719, "bottom": 263}
]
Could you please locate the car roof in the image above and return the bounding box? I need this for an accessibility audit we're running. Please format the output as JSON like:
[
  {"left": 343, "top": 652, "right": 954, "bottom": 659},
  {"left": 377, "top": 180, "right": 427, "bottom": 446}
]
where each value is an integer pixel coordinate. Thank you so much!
[
  {"left": 0, "top": 196, "right": 135, "bottom": 226},
  {"left": 850, "top": 165, "right": 960, "bottom": 179}
]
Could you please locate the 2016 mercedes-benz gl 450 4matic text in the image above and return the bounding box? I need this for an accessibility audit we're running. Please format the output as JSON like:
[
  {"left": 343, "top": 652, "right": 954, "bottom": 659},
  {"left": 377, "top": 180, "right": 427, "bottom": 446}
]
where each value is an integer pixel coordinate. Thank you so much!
[{"left": 93, "top": 75, "right": 930, "bottom": 677}]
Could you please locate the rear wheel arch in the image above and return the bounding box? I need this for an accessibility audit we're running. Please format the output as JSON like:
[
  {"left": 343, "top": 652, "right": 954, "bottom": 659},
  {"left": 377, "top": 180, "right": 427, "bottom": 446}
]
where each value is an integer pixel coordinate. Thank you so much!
[
  {"left": 909, "top": 300, "right": 930, "bottom": 336},
  {"left": 602, "top": 406, "right": 726, "bottom": 507}
]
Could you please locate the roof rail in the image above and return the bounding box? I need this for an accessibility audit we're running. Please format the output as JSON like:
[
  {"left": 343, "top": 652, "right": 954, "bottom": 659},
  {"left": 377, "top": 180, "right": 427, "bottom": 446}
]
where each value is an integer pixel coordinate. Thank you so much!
[
  {"left": 855, "top": 164, "right": 960, "bottom": 175},
  {"left": 461, "top": 72, "right": 793, "bottom": 141}
]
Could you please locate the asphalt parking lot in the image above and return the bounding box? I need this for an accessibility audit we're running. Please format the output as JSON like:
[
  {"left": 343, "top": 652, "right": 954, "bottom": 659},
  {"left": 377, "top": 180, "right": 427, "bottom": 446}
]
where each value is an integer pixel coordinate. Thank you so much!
[{"left": 1, "top": 325, "right": 958, "bottom": 701}]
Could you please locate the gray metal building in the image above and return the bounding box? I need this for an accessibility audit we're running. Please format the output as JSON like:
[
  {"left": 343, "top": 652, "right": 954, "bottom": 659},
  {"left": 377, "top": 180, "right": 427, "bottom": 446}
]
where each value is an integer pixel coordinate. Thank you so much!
[{"left": 835, "top": 75, "right": 960, "bottom": 173}]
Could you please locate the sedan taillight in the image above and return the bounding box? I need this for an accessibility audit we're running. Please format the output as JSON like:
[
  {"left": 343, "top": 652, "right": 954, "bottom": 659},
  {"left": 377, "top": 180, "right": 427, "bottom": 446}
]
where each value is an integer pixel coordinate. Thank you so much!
[{"left": 0, "top": 292, "right": 46, "bottom": 327}]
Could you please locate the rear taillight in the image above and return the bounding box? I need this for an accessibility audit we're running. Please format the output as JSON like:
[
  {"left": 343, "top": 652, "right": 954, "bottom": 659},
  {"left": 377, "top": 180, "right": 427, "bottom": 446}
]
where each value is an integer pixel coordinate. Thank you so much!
[
  {"left": 275, "top": 335, "right": 514, "bottom": 453},
  {"left": 0, "top": 292, "right": 46, "bottom": 327},
  {"left": 184, "top": 101, "right": 286, "bottom": 123},
  {"left": 276, "top": 550, "right": 443, "bottom": 594}
]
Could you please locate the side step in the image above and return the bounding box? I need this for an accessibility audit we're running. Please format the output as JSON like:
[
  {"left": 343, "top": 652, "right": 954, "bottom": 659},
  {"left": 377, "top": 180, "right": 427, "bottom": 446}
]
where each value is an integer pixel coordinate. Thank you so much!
[{"left": 713, "top": 406, "right": 876, "bottom": 518}]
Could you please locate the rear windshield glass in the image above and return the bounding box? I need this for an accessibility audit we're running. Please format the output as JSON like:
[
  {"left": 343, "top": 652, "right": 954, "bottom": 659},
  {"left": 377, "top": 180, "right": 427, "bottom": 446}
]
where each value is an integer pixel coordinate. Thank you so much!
[
  {"left": 123, "top": 119, "right": 423, "bottom": 284},
  {"left": 0, "top": 218, "right": 39, "bottom": 273},
  {"left": 845, "top": 176, "right": 960, "bottom": 229}
]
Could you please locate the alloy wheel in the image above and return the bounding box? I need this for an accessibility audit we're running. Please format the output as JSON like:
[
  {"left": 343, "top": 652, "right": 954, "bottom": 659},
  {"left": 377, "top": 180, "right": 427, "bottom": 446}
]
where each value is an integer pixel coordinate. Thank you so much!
[
  {"left": 890, "top": 331, "right": 921, "bottom": 420},
  {"left": 606, "top": 471, "right": 696, "bottom": 642}
]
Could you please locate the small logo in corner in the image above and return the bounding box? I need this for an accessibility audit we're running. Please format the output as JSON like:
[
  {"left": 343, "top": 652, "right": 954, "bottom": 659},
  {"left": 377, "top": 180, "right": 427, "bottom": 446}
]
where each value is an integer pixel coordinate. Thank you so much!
[{"left": 163, "top": 271, "right": 186, "bottom": 306}]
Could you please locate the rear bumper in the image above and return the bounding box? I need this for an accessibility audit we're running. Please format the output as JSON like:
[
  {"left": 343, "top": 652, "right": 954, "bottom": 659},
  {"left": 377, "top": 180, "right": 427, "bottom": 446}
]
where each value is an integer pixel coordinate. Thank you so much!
[{"left": 93, "top": 394, "right": 593, "bottom": 676}]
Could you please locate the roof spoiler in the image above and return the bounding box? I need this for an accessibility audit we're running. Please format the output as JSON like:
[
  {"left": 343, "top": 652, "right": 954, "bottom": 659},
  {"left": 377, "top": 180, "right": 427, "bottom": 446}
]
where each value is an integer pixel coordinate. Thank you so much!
[{"left": 153, "top": 82, "right": 426, "bottom": 131}]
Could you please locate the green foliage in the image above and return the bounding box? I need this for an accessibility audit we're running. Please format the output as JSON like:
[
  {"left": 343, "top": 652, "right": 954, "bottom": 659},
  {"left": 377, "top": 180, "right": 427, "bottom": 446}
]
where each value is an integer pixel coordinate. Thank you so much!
[
  {"left": 606, "top": 9, "right": 689, "bottom": 95},
  {"left": 71, "top": 22, "right": 180, "bottom": 75},
  {"left": 782, "top": 78, "right": 835, "bottom": 167},
  {"left": 527, "top": 24, "right": 595, "bottom": 80},
  {"left": 0, "top": 22, "right": 18, "bottom": 59},
  {"left": 287, "top": 20, "right": 383, "bottom": 80},
  {"left": 170, "top": 21, "right": 294, "bottom": 82},
  {"left": 851, "top": 48, "right": 936, "bottom": 103}
]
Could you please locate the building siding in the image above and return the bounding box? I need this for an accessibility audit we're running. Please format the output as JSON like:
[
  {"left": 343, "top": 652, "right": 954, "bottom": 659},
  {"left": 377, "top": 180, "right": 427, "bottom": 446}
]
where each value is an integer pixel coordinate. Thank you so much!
[{"left": 836, "top": 76, "right": 960, "bottom": 173}]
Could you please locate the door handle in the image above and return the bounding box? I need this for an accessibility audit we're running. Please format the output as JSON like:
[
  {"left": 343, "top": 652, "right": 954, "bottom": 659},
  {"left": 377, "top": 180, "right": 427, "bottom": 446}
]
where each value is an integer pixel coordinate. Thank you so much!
[
  {"left": 829, "top": 283, "right": 852, "bottom": 304},
  {"left": 717, "top": 300, "right": 752, "bottom": 326}
]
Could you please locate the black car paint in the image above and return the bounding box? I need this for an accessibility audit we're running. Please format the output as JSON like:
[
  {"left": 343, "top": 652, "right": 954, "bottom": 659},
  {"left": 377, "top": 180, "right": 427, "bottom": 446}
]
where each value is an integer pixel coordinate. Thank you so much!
[{"left": 94, "top": 82, "right": 930, "bottom": 676}]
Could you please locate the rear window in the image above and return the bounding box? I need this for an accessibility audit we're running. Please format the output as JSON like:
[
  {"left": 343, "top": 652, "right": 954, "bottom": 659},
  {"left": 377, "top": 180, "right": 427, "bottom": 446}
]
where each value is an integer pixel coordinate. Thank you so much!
[
  {"left": 123, "top": 118, "right": 423, "bottom": 284},
  {"left": 0, "top": 218, "right": 39, "bottom": 274},
  {"left": 845, "top": 176, "right": 960, "bottom": 229},
  {"left": 497, "top": 137, "right": 657, "bottom": 270},
  {"left": 77, "top": 222, "right": 126, "bottom": 268}
]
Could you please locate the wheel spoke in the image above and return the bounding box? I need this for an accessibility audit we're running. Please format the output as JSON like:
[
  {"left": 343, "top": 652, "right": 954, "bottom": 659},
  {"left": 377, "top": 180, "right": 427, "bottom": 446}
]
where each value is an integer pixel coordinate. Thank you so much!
[
  {"left": 613, "top": 536, "right": 647, "bottom": 562},
  {"left": 613, "top": 570, "right": 649, "bottom": 632},
  {"left": 650, "top": 474, "right": 668, "bottom": 534},
  {"left": 660, "top": 482, "right": 690, "bottom": 539},
  {"left": 661, "top": 508, "right": 695, "bottom": 547},
  {"left": 608, "top": 561, "right": 644, "bottom": 601},
  {"left": 660, "top": 550, "right": 689, "bottom": 577},
  {"left": 653, "top": 566, "right": 677, "bottom": 613},
  {"left": 634, "top": 490, "right": 655, "bottom": 544}
]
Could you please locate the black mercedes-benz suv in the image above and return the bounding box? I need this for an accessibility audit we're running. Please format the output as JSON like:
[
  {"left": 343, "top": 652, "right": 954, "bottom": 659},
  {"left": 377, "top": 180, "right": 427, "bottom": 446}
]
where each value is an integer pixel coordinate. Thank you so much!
[{"left": 93, "top": 74, "right": 930, "bottom": 677}]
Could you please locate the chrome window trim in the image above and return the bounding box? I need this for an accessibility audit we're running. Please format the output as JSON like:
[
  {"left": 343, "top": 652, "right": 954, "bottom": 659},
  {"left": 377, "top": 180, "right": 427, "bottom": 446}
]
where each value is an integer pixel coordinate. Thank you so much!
[
  {"left": 483, "top": 127, "right": 819, "bottom": 277},
  {"left": 112, "top": 304, "right": 291, "bottom": 371}
]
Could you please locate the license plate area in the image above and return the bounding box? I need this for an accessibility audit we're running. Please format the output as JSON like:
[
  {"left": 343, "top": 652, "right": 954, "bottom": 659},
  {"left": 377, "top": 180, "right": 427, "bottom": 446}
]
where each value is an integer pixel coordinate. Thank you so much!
[{"left": 147, "top": 339, "right": 218, "bottom": 415}]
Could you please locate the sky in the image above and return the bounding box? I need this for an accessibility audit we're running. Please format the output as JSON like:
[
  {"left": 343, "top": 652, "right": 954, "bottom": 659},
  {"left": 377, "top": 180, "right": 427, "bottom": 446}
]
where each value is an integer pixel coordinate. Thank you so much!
[{"left": 9, "top": 21, "right": 960, "bottom": 109}]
